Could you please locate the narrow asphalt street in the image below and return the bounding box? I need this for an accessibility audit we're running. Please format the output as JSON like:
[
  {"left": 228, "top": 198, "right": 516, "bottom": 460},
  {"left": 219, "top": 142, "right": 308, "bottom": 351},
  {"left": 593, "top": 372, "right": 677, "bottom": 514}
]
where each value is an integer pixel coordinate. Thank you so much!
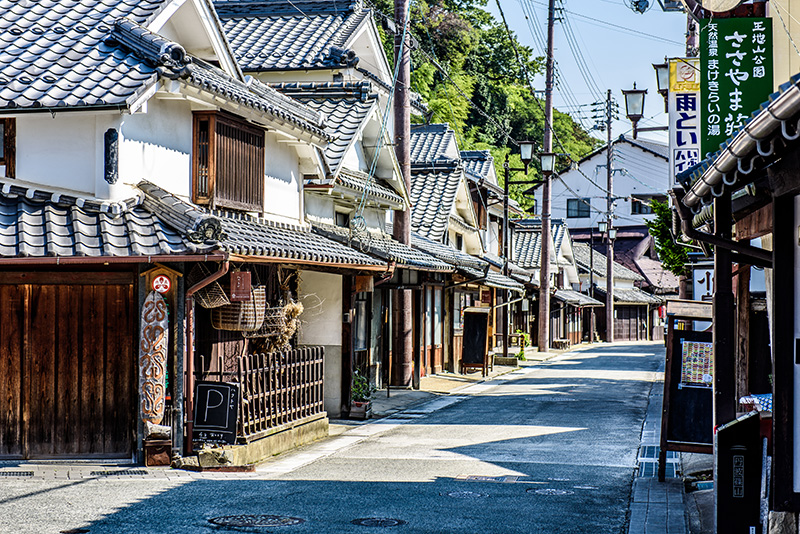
[{"left": 0, "top": 341, "right": 664, "bottom": 534}]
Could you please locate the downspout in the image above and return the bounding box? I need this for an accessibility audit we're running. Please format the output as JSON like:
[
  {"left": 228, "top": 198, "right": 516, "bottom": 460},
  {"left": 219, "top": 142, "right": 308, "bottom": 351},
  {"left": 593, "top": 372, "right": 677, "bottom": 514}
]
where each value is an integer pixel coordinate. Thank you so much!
[
  {"left": 184, "top": 260, "right": 229, "bottom": 456},
  {"left": 672, "top": 188, "right": 772, "bottom": 268}
]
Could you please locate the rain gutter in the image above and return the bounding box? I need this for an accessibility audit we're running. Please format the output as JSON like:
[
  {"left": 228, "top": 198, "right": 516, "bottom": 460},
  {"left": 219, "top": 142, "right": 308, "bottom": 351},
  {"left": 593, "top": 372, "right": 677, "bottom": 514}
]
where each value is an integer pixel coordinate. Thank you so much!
[
  {"left": 682, "top": 77, "right": 800, "bottom": 211},
  {"left": 672, "top": 188, "right": 772, "bottom": 268},
  {"left": 184, "top": 260, "right": 229, "bottom": 456}
]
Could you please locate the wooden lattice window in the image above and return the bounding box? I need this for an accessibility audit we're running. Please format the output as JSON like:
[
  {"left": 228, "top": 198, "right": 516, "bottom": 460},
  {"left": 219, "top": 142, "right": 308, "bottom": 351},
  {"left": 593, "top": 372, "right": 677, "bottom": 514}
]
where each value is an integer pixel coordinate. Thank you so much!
[
  {"left": 193, "top": 111, "right": 265, "bottom": 211},
  {"left": 0, "top": 118, "right": 16, "bottom": 179}
]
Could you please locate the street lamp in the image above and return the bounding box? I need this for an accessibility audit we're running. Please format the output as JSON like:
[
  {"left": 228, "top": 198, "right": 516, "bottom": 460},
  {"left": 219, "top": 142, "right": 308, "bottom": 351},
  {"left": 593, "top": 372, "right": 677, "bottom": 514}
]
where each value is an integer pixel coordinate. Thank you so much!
[
  {"left": 539, "top": 152, "right": 556, "bottom": 175},
  {"left": 622, "top": 83, "right": 668, "bottom": 139},
  {"left": 501, "top": 141, "right": 543, "bottom": 360},
  {"left": 652, "top": 59, "right": 669, "bottom": 112}
]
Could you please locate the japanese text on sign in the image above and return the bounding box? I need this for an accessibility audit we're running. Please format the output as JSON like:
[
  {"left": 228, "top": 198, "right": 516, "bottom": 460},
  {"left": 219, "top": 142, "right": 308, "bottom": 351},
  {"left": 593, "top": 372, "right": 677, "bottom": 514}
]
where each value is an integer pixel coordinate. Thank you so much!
[
  {"left": 701, "top": 18, "right": 773, "bottom": 156},
  {"left": 669, "top": 58, "right": 701, "bottom": 186}
]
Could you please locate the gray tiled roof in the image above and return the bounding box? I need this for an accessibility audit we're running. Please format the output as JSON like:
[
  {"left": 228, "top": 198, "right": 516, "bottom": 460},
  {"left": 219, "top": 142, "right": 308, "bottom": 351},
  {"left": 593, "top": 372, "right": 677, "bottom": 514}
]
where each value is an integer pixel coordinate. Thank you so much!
[
  {"left": 594, "top": 286, "right": 662, "bottom": 305},
  {"left": 459, "top": 265, "right": 525, "bottom": 293},
  {"left": 409, "top": 168, "right": 462, "bottom": 242},
  {"left": 461, "top": 150, "right": 495, "bottom": 181},
  {"left": 572, "top": 242, "right": 644, "bottom": 281},
  {"left": 512, "top": 228, "right": 559, "bottom": 270},
  {"left": 0, "top": 8, "right": 330, "bottom": 140},
  {"left": 141, "top": 181, "right": 384, "bottom": 266},
  {"left": 481, "top": 252, "right": 537, "bottom": 285},
  {"left": 338, "top": 171, "right": 404, "bottom": 206},
  {"left": 0, "top": 180, "right": 212, "bottom": 258},
  {"left": 554, "top": 289, "right": 603, "bottom": 307},
  {"left": 216, "top": 0, "right": 371, "bottom": 72},
  {"left": 410, "top": 123, "right": 458, "bottom": 165},
  {"left": 313, "top": 223, "right": 452, "bottom": 272},
  {"left": 271, "top": 82, "right": 375, "bottom": 176},
  {"left": 0, "top": 0, "right": 165, "bottom": 111},
  {"left": 411, "top": 233, "right": 486, "bottom": 270}
]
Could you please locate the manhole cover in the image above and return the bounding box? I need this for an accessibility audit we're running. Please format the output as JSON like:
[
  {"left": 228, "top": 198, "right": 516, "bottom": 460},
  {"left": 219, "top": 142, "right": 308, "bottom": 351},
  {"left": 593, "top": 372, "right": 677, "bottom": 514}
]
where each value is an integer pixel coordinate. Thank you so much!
[
  {"left": 528, "top": 488, "right": 575, "bottom": 496},
  {"left": 445, "top": 491, "right": 489, "bottom": 499},
  {"left": 0, "top": 471, "right": 33, "bottom": 477},
  {"left": 351, "top": 518, "right": 407, "bottom": 527},
  {"left": 209, "top": 515, "right": 305, "bottom": 527}
]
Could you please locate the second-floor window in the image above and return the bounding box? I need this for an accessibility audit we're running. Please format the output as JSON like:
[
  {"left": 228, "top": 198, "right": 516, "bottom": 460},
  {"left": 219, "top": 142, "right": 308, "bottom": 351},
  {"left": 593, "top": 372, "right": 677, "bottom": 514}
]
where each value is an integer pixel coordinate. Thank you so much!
[
  {"left": 567, "top": 198, "right": 590, "bottom": 218},
  {"left": 193, "top": 111, "right": 265, "bottom": 211},
  {"left": 631, "top": 195, "right": 666, "bottom": 215},
  {"left": 0, "top": 118, "right": 16, "bottom": 179}
]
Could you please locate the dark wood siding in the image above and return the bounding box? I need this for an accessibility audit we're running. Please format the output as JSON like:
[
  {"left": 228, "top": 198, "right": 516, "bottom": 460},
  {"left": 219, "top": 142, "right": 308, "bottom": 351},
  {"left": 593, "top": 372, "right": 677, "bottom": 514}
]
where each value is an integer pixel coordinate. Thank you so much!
[
  {"left": 193, "top": 111, "right": 265, "bottom": 211},
  {"left": 0, "top": 276, "right": 135, "bottom": 459}
]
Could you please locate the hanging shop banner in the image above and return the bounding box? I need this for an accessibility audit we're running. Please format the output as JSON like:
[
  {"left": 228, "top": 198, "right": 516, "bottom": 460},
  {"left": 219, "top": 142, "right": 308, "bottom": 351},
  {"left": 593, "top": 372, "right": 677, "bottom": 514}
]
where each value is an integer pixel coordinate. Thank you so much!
[
  {"left": 700, "top": 17, "right": 773, "bottom": 156},
  {"left": 668, "top": 58, "right": 701, "bottom": 187}
]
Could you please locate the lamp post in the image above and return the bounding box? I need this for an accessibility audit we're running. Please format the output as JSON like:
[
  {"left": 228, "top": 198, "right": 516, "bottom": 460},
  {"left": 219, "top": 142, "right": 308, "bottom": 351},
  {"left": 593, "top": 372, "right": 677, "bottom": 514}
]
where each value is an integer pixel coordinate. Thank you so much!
[
  {"left": 621, "top": 83, "right": 668, "bottom": 139},
  {"left": 501, "top": 141, "right": 541, "bottom": 360},
  {"left": 652, "top": 59, "right": 669, "bottom": 112},
  {"left": 587, "top": 223, "right": 603, "bottom": 343},
  {"left": 601, "top": 222, "right": 617, "bottom": 342}
]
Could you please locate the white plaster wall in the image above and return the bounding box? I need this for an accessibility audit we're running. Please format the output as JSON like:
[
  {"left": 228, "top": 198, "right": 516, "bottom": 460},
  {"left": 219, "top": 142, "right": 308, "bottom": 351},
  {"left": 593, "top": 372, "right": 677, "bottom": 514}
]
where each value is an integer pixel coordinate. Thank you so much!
[
  {"left": 264, "top": 131, "right": 304, "bottom": 224},
  {"left": 15, "top": 112, "right": 108, "bottom": 195},
  {"left": 298, "top": 270, "right": 343, "bottom": 416},
  {"left": 533, "top": 142, "right": 669, "bottom": 229},
  {"left": 119, "top": 97, "right": 193, "bottom": 200},
  {"left": 304, "top": 194, "right": 335, "bottom": 225}
]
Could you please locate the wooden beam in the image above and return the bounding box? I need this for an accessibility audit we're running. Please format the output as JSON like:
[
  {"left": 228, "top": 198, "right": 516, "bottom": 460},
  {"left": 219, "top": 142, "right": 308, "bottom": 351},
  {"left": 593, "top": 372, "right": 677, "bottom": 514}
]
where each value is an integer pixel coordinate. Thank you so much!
[
  {"left": 734, "top": 265, "right": 750, "bottom": 403},
  {"left": 735, "top": 202, "right": 773, "bottom": 240}
]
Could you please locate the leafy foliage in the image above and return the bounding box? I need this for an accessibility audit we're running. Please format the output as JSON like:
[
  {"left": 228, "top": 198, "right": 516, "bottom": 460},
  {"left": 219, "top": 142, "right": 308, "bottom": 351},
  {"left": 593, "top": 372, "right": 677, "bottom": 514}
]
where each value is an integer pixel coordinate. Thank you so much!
[
  {"left": 369, "top": 0, "right": 598, "bottom": 209},
  {"left": 643, "top": 199, "right": 689, "bottom": 277}
]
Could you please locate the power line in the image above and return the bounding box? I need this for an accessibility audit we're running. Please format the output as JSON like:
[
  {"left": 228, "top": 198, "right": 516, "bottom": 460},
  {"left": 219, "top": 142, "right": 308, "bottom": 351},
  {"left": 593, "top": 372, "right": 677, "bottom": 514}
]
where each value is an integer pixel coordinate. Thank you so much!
[{"left": 528, "top": 0, "right": 684, "bottom": 46}]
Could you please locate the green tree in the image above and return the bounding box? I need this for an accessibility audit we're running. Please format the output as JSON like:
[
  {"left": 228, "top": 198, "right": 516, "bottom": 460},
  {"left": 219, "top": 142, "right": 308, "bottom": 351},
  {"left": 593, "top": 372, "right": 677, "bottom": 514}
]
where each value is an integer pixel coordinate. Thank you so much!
[
  {"left": 644, "top": 199, "right": 689, "bottom": 277},
  {"left": 369, "top": 0, "right": 598, "bottom": 208}
]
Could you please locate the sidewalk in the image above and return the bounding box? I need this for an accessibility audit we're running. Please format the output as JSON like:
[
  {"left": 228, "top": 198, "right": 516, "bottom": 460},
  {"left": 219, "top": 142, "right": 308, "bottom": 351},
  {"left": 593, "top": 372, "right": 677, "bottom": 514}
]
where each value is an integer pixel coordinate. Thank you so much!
[{"left": 627, "top": 355, "right": 714, "bottom": 534}]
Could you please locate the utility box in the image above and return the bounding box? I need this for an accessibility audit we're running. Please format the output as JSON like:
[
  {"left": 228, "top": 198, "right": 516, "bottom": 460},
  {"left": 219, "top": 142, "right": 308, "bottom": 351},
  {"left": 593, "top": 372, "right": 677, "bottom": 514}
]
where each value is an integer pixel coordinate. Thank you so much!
[{"left": 715, "top": 411, "right": 762, "bottom": 534}]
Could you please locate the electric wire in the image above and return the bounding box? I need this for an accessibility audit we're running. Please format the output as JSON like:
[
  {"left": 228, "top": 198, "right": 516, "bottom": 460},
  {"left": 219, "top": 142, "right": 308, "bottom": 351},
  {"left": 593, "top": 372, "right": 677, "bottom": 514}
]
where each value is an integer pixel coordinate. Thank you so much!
[{"left": 527, "top": 0, "right": 684, "bottom": 46}]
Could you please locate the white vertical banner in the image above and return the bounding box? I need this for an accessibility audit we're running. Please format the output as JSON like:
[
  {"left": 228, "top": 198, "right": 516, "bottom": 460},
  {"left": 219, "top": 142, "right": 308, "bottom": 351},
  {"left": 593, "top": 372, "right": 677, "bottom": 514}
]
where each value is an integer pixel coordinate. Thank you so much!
[{"left": 669, "top": 58, "right": 701, "bottom": 188}]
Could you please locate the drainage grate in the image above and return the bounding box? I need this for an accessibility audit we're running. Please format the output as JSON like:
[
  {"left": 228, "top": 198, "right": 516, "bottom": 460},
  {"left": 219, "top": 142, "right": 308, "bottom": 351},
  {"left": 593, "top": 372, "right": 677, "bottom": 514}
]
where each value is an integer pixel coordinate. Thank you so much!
[
  {"left": 537, "top": 397, "right": 578, "bottom": 402},
  {"left": 351, "top": 518, "right": 407, "bottom": 527},
  {"left": 89, "top": 469, "right": 148, "bottom": 477},
  {"left": 445, "top": 491, "right": 488, "bottom": 499},
  {"left": 59, "top": 529, "right": 89, "bottom": 534},
  {"left": 528, "top": 488, "right": 575, "bottom": 496},
  {"left": 0, "top": 471, "right": 33, "bottom": 477},
  {"left": 638, "top": 460, "right": 677, "bottom": 478},
  {"left": 209, "top": 515, "right": 305, "bottom": 527},
  {"left": 639, "top": 445, "right": 678, "bottom": 459}
]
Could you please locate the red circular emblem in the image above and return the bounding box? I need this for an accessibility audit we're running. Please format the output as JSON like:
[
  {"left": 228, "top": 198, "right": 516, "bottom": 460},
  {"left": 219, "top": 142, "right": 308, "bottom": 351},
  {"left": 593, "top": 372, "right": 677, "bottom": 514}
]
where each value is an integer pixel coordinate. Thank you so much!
[{"left": 152, "top": 275, "right": 171, "bottom": 294}]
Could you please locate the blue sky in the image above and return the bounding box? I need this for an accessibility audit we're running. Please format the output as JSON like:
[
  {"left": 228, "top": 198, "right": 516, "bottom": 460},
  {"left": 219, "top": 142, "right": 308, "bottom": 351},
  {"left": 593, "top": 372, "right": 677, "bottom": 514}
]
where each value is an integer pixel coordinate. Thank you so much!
[{"left": 490, "top": 0, "right": 689, "bottom": 145}]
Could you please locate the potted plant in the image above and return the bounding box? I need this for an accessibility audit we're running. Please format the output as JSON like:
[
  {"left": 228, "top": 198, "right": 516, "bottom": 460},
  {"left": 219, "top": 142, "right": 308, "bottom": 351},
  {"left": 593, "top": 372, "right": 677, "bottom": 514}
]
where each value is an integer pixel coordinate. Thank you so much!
[{"left": 350, "top": 369, "right": 375, "bottom": 420}]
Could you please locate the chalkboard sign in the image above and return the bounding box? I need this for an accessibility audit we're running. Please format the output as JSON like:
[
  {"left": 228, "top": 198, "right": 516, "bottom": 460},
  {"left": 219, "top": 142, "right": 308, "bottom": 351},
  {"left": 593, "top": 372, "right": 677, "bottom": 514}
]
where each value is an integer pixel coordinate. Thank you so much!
[
  {"left": 193, "top": 381, "right": 239, "bottom": 444},
  {"left": 461, "top": 308, "right": 490, "bottom": 375},
  {"left": 664, "top": 328, "right": 713, "bottom": 447}
]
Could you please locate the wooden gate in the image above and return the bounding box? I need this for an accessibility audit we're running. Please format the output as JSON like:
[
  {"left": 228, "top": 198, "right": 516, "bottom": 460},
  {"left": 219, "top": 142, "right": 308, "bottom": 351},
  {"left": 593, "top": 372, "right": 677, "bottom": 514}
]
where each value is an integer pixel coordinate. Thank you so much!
[{"left": 0, "top": 273, "right": 135, "bottom": 459}]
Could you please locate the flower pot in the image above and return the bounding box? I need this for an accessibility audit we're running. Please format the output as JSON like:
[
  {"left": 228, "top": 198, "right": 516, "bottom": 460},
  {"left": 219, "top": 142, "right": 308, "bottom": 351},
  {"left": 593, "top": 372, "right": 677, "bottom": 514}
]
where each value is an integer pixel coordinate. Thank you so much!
[{"left": 350, "top": 400, "right": 372, "bottom": 420}]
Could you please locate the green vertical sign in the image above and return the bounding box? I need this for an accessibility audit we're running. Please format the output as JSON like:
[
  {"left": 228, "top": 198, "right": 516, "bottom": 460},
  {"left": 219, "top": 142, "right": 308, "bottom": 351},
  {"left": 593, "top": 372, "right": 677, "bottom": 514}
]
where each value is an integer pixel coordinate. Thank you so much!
[{"left": 700, "top": 17, "right": 773, "bottom": 156}]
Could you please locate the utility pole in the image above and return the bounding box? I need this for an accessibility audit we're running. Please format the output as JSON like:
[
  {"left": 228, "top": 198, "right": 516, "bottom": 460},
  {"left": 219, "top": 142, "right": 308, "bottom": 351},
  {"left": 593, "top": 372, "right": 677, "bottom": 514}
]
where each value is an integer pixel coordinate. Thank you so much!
[
  {"left": 605, "top": 89, "right": 615, "bottom": 344},
  {"left": 392, "top": 0, "right": 412, "bottom": 387},
  {"left": 538, "top": 0, "right": 556, "bottom": 353}
]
